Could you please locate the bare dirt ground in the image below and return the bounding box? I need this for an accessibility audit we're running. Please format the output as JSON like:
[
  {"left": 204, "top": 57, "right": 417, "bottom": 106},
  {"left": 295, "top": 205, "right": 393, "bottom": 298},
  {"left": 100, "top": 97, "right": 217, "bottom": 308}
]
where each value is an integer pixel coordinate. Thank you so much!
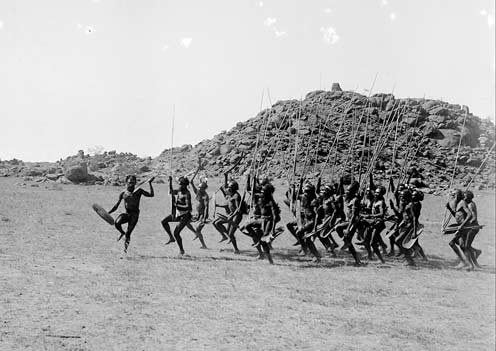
[{"left": 0, "top": 177, "right": 494, "bottom": 351}]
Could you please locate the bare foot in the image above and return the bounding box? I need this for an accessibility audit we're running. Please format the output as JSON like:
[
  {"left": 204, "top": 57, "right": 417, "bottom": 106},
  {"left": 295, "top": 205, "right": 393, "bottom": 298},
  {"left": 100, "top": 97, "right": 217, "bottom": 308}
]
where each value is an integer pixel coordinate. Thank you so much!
[{"left": 454, "top": 262, "right": 469, "bottom": 269}]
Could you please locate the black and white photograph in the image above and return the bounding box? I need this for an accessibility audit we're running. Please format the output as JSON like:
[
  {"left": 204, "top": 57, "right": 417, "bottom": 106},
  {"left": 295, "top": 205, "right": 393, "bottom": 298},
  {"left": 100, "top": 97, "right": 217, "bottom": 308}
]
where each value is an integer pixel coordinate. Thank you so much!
[{"left": 0, "top": 0, "right": 495, "bottom": 350}]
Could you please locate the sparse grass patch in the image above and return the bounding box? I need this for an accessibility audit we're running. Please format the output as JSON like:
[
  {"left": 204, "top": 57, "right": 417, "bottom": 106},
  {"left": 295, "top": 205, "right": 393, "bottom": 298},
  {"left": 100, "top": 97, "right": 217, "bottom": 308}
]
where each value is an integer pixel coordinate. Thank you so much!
[{"left": 0, "top": 177, "right": 494, "bottom": 350}]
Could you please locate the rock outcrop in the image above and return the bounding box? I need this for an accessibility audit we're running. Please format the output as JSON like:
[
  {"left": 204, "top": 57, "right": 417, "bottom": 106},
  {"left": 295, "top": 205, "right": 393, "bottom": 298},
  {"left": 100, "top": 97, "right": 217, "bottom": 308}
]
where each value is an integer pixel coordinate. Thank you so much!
[{"left": 1, "top": 86, "right": 494, "bottom": 192}]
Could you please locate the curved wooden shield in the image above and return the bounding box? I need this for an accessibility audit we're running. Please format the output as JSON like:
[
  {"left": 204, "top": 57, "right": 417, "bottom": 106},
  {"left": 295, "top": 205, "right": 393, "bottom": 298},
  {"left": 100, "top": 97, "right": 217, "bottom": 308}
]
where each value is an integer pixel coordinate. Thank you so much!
[
  {"left": 92, "top": 203, "right": 115, "bottom": 225},
  {"left": 402, "top": 224, "right": 424, "bottom": 249}
]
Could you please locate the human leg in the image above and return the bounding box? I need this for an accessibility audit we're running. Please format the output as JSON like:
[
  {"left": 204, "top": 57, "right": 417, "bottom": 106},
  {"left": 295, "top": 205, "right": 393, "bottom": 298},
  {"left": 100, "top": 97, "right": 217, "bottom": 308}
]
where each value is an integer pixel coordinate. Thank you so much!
[
  {"left": 114, "top": 213, "right": 130, "bottom": 241},
  {"left": 173, "top": 214, "right": 192, "bottom": 254},
  {"left": 212, "top": 217, "right": 229, "bottom": 242},
  {"left": 161, "top": 214, "right": 176, "bottom": 244},
  {"left": 123, "top": 212, "right": 139, "bottom": 253}
]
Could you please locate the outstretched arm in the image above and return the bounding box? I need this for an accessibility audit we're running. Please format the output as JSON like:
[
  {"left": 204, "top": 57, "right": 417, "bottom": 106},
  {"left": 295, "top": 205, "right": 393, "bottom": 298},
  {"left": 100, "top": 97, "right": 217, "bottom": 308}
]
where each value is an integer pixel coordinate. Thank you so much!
[
  {"left": 316, "top": 177, "right": 321, "bottom": 196},
  {"left": 190, "top": 181, "right": 198, "bottom": 196},
  {"left": 338, "top": 177, "right": 344, "bottom": 196},
  {"left": 445, "top": 203, "right": 456, "bottom": 217},
  {"left": 369, "top": 173, "right": 376, "bottom": 192},
  {"left": 168, "top": 176, "right": 173, "bottom": 195},
  {"left": 223, "top": 172, "right": 229, "bottom": 188},
  {"left": 108, "top": 192, "right": 123, "bottom": 214},
  {"left": 140, "top": 177, "right": 155, "bottom": 197},
  {"left": 190, "top": 159, "right": 202, "bottom": 193},
  {"left": 389, "top": 177, "right": 395, "bottom": 194},
  {"left": 389, "top": 199, "right": 400, "bottom": 218}
]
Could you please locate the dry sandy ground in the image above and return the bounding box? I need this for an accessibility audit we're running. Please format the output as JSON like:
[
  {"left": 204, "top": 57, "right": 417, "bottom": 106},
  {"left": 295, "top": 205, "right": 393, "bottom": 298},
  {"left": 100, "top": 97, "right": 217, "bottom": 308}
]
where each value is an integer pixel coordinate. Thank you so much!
[{"left": 0, "top": 177, "right": 494, "bottom": 351}]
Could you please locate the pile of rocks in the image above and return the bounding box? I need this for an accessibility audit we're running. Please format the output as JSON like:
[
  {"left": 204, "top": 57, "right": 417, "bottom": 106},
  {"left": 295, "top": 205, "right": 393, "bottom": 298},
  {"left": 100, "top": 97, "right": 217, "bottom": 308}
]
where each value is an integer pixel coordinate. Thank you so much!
[
  {"left": 1, "top": 86, "right": 494, "bottom": 191},
  {"left": 0, "top": 149, "right": 153, "bottom": 186},
  {"left": 154, "top": 88, "right": 495, "bottom": 191}
]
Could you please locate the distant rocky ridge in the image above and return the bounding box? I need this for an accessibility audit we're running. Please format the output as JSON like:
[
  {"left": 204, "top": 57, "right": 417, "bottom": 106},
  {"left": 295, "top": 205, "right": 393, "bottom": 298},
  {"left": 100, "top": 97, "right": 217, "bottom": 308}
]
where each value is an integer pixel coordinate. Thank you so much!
[{"left": 1, "top": 87, "right": 494, "bottom": 193}]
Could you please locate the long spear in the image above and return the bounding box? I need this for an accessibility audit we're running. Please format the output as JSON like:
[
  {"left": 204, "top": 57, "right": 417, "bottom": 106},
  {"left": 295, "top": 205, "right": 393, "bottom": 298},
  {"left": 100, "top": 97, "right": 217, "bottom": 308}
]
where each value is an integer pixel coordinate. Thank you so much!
[
  {"left": 289, "top": 98, "right": 303, "bottom": 184},
  {"left": 246, "top": 89, "right": 265, "bottom": 214},
  {"left": 362, "top": 99, "right": 406, "bottom": 186},
  {"left": 441, "top": 111, "right": 468, "bottom": 230},
  {"left": 321, "top": 87, "right": 358, "bottom": 176},
  {"left": 170, "top": 104, "right": 175, "bottom": 178},
  {"left": 169, "top": 104, "right": 176, "bottom": 218},
  {"left": 299, "top": 93, "right": 326, "bottom": 182}
]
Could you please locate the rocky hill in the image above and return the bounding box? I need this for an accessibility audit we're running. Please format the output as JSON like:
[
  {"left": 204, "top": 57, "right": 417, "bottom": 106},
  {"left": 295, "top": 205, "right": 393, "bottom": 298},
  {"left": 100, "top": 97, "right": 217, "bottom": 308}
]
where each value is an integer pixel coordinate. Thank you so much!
[{"left": 1, "top": 85, "right": 494, "bottom": 193}]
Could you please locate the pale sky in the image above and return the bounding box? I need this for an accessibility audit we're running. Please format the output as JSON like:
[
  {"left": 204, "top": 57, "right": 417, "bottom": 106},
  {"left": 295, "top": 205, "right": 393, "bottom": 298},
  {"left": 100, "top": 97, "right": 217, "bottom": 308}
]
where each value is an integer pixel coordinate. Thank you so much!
[{"left": 1, "top": 0, "right": 494, "bottom": 161}]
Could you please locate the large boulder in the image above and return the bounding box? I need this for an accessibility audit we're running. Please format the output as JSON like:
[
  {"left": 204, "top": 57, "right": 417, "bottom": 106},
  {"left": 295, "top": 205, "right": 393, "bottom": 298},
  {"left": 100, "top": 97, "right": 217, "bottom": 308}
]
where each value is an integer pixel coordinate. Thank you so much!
[
  {"left": 428, "top": 115, "right": 447, "bottom": 124},
  {"left": 428, "top": 106, "right": 450, "bottom": 116},
  {"left": 422, "top": 100, "right": 440, "bottom": 111},
  {"left": 331, "top": 82, "right": 342, "bottom": 92},
  {"left": 64, "top": 162, "right": 90, "bottom": 183}
]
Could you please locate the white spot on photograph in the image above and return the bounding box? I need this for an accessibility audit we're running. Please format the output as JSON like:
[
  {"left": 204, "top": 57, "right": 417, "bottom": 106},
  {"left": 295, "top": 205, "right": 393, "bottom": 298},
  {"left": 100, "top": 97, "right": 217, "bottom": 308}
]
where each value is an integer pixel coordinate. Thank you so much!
[
  {"left": 320, "top": 26, "right": 340, "bottom": 45},
  {"left": 389, "top": 12, "right": 397, "bottom": 21},
  {"left": 324, "top": 8, "right": 332, "bottom": 14},
  {"left": 480, "top": 9, "right": 495, "bottom": 28},
  {"left": 264, "top": 17, "right": 277, "bottom": 27},
  {"left": 487, "top": 14, "right": 495, "bottom": 28},
  {"left": 180, "top": 37, "right": 192, "bottom": 48}
]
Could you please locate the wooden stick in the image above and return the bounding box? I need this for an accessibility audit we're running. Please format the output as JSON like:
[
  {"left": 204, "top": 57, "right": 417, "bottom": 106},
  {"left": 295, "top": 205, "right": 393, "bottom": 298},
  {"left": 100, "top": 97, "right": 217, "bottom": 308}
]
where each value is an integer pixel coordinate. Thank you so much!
[
  {"left": 321, "top": 87, "right": 358, "bottom": 176},
  {"left": 442, "top": 111, "right": 468, "bottom": 230},
  {"left": 170, "top": 104, "right": 175, "bottom": 178}
]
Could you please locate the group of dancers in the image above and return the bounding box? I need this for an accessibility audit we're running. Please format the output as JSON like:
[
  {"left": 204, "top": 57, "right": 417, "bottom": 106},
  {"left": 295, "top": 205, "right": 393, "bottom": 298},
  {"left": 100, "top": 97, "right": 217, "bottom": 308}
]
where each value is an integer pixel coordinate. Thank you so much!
[{"left": 107, "top": 166, "right": 482, "bottom": 269}]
